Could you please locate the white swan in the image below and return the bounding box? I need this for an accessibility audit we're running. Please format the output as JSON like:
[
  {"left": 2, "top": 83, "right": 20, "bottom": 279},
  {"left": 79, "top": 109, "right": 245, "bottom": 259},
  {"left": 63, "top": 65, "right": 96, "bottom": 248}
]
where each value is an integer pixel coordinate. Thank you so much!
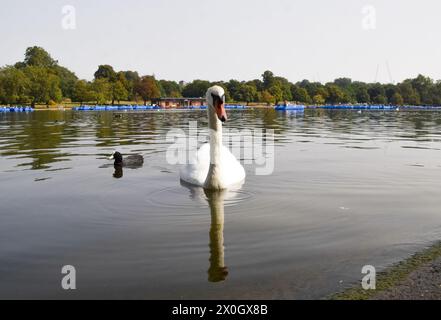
[{"left": 179, "top": 86, "right": 246, "bottom": 190}]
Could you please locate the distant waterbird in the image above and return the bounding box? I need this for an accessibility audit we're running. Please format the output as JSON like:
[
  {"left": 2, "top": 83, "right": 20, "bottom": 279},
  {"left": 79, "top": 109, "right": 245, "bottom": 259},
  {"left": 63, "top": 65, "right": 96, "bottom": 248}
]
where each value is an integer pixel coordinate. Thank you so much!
[{"left": 108, "top": 151, "right": 144, "bottom": 168}]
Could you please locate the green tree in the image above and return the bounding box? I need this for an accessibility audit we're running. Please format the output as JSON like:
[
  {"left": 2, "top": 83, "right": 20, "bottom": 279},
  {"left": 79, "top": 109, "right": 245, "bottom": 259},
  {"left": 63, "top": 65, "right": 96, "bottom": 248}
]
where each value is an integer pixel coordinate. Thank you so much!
[
  {"left": 316, "top": 87, "right": 329, "bottom": 100},
  {"left": 268, "top": 85, "right": 283, "bottom": 105},
  {"left": 6, "top": 46, "right": 441, "bottom": 108},
  {"left": 122, "top": 70, "right": 140, "bottom": 83},
  {"left": 136, "top": 75, "right": 161, "bottom": 105},
  {"left": 292, "top": 86, "right": 312, "bottom": 103},
  {"left": 23, "top": 66, "right": 62, "bottom": 106},
  {"left": 159, "top": 80, "right": 182, "bottom": 97},
  {"left": 53, "top": 65, "right": 78, "bottom": 99},
  {"left": 383, "top": 84, "right": 398, "bottom": 103},
  {"left": 399, "top": 82, "right": 420, "bottom": 105},
  {"left": 23, "top": 46, "right": 57, "bottom": 68},
  {"left": 333, "top": 78, "right": 356, "bottom": 102},
  {"left": 411, "top": 75, "right": 433, "bottom": 104},
  {"left": 274, "top": 76, "right": 293, "bottom": 101},
  {"left": 226, "top": 80, "right": 242, "bottom": 101},
  {"left": 120, "top": 71, "right": 140, "bottom": 100},
  {"left": 334, "top": 77, "right": 352, "bottom": 89},
  {"left": 247, "top": 79, "right": 263, "bottom": 91},
  {"left": 261, "top": 90, "right": 275, "bottom": 105},
  {"left": 94, "top": 65, "right": 117, "bottom": 81},
  {"left": 356, "top": 88, "right": 370, "bottom": 103},
  {"left": 325, "top": 84, "right": 346, "bottom": 104},
  {"left": 390, "top": 92, "right": 404, "bottom": 105},
  {"left": 352, "top": 82, "right": 370, "bottom": 103},
  {"left": 11, "top": 46, "right": 78, "bottom": 101},
  {"left": 239, "top": 84, "right": 257, "bottom": 105},
  {"left": 0, "top": 66, "right": 30, "bottom": 105},
  {"left": 368, "top": 83, "right": 386, "bottom": 104},
  {"left": 297, "top": 80, "right": 326, "bottom": 99},
  {"left": 73, "top": 80, "right": 94, "bottom": 105},
  {"left": 92, "top": 78, "right": 112, "bottom": 104},
  {"left": 313, "top": 94, "right": 325, "bottom": 105},
  {"left": 372, "top": 94, "right": 387, "bottom": 104},
  {"left": 182, "top": 80, "right": 211, "bottom": 97},
  {"left": 431, "top": 81, "right": 441, "bottom": 105},
  {"left": 111, "top": 80, "right": 128, "bottom": 104},
  {"left": 262, "top": 70, "right": 275, "bottom": 89}
]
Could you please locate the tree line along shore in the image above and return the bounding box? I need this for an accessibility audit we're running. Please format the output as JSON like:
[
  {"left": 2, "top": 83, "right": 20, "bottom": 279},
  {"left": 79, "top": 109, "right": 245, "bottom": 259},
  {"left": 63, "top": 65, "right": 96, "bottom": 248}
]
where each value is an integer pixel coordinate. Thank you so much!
[{"left": 1, "top": 46, "right": 441, "bottom": 108}]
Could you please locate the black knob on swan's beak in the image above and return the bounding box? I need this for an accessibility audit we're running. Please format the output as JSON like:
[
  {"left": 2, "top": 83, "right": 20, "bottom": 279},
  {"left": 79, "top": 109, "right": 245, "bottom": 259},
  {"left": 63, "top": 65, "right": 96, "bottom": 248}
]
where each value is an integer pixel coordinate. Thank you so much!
[{"left": 220, "top": 116, "right": 226, "bottom": 123}]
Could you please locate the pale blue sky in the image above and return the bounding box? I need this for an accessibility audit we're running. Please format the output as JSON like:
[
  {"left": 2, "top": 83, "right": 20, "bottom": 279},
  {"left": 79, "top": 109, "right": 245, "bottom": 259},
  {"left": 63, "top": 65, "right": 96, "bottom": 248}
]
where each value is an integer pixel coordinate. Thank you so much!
[{"left": 0, "top": 0, "right": 440, "bottom": 83}]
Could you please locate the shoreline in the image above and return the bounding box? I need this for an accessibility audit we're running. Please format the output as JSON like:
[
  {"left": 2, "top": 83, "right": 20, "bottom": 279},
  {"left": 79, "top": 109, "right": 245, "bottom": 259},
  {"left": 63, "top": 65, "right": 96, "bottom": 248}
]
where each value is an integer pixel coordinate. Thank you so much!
[
  {"left": 3, "top": 103, "right": 441, "bottom": 111},
  {"left": 330, "top": 241, "right": 441, "bottom": 300},
  {"left": 0, "top": 103, "right": 273, "bottom": 111}
]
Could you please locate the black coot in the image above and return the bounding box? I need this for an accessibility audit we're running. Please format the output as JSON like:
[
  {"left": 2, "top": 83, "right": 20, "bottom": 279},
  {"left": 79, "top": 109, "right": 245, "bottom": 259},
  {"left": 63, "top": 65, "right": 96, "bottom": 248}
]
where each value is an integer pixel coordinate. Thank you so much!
[{"left": 109, "top": 151, "right": 144, "bottom": 168}]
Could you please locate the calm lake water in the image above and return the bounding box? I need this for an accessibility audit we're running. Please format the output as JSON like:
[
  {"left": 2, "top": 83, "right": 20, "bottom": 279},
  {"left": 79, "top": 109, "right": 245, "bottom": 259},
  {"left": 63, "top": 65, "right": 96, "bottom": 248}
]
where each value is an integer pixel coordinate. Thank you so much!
[{"left": 1, "top": 108, "right": 441, "bottom": 299}]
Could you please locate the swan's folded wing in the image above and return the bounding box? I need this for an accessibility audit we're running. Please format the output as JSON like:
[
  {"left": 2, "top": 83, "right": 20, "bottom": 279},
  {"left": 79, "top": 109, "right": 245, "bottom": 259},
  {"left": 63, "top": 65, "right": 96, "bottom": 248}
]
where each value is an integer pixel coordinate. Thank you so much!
[
  {"left": 180, "top": 144, "right": 245, "bottom": 188},
  {"left": 179, "top": 143, "right": 210, "bottom": 187},
  {"left": 220, "top": 145, "right": 246, "bottom": 187}
]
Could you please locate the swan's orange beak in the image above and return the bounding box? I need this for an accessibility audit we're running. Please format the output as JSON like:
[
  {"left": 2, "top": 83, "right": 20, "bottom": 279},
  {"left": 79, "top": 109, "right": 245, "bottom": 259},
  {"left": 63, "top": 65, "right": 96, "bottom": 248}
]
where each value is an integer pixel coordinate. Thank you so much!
[
  {"left": 213, "top": 95, "right": 227, "bottom": 123},
  {"left": 217, "top": 103, "right": 227, "bottom": 123}
]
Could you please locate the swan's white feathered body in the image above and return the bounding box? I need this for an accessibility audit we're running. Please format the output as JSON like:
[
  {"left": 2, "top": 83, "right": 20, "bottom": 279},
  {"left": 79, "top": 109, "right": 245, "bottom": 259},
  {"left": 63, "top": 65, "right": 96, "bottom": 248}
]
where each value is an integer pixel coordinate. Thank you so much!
[
  {"left": 179, "top": 85, "right": 246, "bottom": 190},
  {"left": 180, "top": 143, "right": 246, "bottom": 188}
]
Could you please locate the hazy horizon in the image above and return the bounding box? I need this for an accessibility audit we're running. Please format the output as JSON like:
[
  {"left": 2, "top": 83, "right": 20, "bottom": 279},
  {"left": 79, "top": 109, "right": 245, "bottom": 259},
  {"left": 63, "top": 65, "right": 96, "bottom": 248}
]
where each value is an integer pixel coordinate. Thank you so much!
[{"left": 1, "top": 0, "right": 440, "bottom": 84}]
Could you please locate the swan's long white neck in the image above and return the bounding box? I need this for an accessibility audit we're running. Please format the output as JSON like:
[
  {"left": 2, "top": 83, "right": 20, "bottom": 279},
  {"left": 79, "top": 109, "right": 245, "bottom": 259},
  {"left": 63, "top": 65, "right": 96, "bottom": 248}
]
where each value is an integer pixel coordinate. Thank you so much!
[
  {"left": 208, "top": 106, "right": 222, "bottom": 164},
  {"left": 204, "top": 105, "right": 224, "bottom": 189}
]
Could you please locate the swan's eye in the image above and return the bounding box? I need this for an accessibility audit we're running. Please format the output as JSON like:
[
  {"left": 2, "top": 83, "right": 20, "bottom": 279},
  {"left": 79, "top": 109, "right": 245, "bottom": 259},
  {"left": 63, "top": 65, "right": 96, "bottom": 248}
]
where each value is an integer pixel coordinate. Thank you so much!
[{"left": 211, "top": 93, "right": 224, "bottom": 107}]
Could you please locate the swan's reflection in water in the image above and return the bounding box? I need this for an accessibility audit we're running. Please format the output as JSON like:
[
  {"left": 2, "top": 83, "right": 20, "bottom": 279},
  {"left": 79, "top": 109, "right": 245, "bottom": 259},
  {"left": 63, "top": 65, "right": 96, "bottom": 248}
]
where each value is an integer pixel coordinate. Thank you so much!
[
  {"left": 205, "top": 189, "right": 228, "bottom": 282},
  {"left": 181, "top": 181, "right": 242, "bottom": 283}
]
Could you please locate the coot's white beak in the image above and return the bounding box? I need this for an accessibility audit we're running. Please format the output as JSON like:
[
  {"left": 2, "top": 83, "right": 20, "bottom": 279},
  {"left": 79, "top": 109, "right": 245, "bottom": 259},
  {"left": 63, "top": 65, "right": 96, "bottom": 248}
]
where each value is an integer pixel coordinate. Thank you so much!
[{"left": 108, "top": 153, "right": 115, "bottom": 160}]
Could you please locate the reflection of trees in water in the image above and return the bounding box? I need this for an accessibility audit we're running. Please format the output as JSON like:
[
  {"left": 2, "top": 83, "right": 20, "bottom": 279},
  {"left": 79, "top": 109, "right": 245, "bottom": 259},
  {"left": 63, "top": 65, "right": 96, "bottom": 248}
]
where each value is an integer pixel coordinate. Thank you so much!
[
  {"left": 4, "top": 109, "right": 441, "bottom": 171},
  {"left": 1, "top": 111, "right": 73, "bottom": 170},
  {"left": 94, "top": 112, "right": 163, "bottom": 147},
  {"left": 232, "top": 109, "right": 304, "bottom": 145},
  {"left": 397, "top": 111, "right": 441, "bottom": 140},
  {"left": 239, "top": 108, "right": 441, "bottom": 144},
  {"left": 301, "top": 109, "right": 441, "bottom": 141},
  {"left": 1, "top": 110, "right": 199, "bottom": 171}
]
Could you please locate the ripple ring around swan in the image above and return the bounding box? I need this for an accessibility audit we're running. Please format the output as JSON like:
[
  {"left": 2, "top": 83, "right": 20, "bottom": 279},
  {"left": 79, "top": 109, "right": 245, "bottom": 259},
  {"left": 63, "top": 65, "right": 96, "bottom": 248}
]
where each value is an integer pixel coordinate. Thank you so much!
[{"left": 147, "top": 186, "right": 254, "bottom": 209}]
